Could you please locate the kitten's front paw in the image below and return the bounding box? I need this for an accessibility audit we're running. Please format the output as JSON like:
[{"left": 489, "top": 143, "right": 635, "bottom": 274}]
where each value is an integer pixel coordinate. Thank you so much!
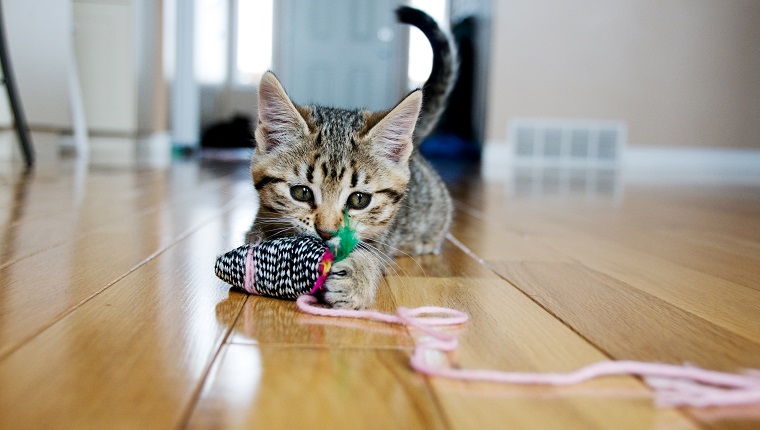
[{"left": 322, "top": 253, "right": 380, "bottom": 309}]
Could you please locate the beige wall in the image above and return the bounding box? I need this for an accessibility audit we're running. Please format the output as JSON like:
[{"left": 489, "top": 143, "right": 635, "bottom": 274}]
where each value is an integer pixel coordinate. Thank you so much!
[{"left": 486, "top": 0, "right": 760, "bottom": 148}]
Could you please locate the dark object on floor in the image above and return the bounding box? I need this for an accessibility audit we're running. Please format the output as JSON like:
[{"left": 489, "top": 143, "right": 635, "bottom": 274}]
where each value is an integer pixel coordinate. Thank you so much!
[
  {"left": 421, "top": 132, "right": 480, "bottom": 160},
  {"left": 0, "top": 2, "right": 34, "bottom": 166},
  {"left": 201, "top": 115, "right": 255, "bottom": 149}
]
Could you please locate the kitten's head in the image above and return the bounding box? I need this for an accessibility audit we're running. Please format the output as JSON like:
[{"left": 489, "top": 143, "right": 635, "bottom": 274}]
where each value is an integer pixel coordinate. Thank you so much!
[{"left": 251, "top": 72, "right": 421, "bottom": 243}]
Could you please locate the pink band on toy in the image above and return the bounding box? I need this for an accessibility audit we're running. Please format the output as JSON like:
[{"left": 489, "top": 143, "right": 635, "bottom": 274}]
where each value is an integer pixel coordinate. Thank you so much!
[
  {"left": 243, "top": 245, "right": 258, "bottom": 294},
  {"left": 310, "top": 248, "right": 333, "bottom": 294}
]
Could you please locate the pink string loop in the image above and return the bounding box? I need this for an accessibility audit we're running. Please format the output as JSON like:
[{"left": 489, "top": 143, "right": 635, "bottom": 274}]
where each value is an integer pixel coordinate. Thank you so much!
[
  {"left": 396, "top": 306, "right": 469, "bottom": 326},
  {"left": 295, "top": 294, "right": 760, "bottom": 409}
]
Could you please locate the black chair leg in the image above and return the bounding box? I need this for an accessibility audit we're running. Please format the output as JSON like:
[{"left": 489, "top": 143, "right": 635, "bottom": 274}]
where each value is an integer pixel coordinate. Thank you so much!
[{"left": 0, "top": 2, "right": 34, "bottom": 167}]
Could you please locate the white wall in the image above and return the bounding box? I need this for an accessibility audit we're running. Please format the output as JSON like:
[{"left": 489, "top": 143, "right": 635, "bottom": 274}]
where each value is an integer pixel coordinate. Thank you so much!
[
  {"left": 0, "top": 0, "right": 165, "bottom": 137},
  {"left": 2, "top": 0, "right": 74, "bottom": 129},
  {"left": 73, "top": 0, "right": 136, "bottom": 134},
  {"left": 72, "top": 0, "right": 164, "bottom": 135},
  {"left": 135, "top": 0, "right": 165, "bottom": 134}
]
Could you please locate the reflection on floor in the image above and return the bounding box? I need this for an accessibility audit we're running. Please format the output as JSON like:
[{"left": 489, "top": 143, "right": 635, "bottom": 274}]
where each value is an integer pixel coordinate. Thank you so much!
[{"left": 1, "top": 138, "right": 759, "bottom": 429}]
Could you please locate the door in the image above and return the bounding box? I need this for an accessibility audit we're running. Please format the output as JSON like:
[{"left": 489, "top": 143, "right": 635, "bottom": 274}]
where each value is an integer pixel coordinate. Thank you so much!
[{"left": 275, "top": 0, "right": 407, "bottom": 111}]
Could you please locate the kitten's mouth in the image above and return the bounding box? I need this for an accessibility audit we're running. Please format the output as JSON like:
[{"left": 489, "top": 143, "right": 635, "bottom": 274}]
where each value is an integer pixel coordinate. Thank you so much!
[{"left": 326, "top": 235, "right": 342, "bottom": 250}]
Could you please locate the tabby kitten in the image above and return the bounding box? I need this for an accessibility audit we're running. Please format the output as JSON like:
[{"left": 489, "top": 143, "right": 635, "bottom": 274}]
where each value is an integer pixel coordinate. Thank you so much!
[{"left": 246, "top": 7, "right": 456, "bottom": 309}]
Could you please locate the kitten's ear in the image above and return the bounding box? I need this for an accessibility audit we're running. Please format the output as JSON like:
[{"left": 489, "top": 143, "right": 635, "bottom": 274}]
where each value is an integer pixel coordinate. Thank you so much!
[
  {"left": 368, "top": 90, "right": 422, "bottom": 164},
  {"left": 256, "top": 71, "right": 309, "bottom": 153}
]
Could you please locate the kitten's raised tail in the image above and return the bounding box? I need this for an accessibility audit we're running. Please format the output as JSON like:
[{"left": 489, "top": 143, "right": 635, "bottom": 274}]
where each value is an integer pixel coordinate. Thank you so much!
[{"left": 395, "top": 6, "right": 458, "bottom": 147}]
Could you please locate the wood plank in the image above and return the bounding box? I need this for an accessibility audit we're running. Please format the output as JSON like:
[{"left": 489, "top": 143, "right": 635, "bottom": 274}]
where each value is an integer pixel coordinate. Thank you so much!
[
  {"left": 387, "top": 265, "right": 695, "bottom": 428},
  {"left": 447, "top": 206, "right": 571, "bottom": 264},
  {"left": 598, "top": 225, "right": 760, "bottom": 292},
  {"left": 0, "top": 174, "right": 233, "bottom": 269},
  {"left": 227, "top": 285, "right": 411, "bottom": 348},
  {"left": 3, "top": 155, "right": 758, "bottom": 429},
  {"left": 453, "top": 204, "right": 760, "bottom": 347},
  {"left": 0, "top": 162, "right": 163, "bottom": 214},
  {"left": 187, "top": 345, "right": 446, "bottom": 429},
  {"left": 0, "top": 204, "right": 252, "bottom": 429},
  {"left": 508, "top": 191, "right": 760, "bottom": 290},
  {"left": 193, "top": 238, "right": 694, "bottom": 429},
  {"left": 0, "top": 174, "right": 251, "bottom": 358},
  {"left": 447, "top": 176, "right": 760, "bottom": 429},
  {"left": 0, "top": 164, "right": 74, "bottom": 210},
  {"left": 497, "top": 261, "right": 760, "bottom": 370}
]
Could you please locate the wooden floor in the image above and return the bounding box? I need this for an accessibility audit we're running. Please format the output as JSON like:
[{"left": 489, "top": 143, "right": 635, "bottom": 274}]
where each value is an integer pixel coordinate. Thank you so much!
[{"left": 1, "top": 150, "right": 759, "bottom": 429}]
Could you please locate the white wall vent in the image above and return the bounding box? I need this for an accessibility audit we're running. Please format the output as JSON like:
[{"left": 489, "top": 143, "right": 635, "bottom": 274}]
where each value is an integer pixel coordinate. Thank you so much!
[{"left": 508, "top": 119, "right": 627, "bottom": 167}]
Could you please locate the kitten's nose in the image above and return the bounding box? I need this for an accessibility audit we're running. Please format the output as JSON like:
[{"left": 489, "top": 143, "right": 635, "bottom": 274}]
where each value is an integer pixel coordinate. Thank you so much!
[{"left": 316, "top": 228, "right": 333, "bottom": 241}]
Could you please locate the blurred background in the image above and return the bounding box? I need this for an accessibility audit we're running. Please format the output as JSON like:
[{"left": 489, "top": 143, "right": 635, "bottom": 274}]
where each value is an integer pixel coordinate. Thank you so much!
[{"left": 0, "top": 0, "right": 758, "bottom": 176}]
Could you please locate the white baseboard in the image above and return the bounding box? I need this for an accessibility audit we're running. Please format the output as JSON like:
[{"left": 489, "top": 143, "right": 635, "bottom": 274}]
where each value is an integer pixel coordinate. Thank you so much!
[
  {"left": 0, "top": 130, "right": 62, "bottom": 162},
  {"left": 622, "top": 146, "right": 760, "bottom": 175},
  {"left": 484, "top": 141, "right": 760, "bottom": 183}
]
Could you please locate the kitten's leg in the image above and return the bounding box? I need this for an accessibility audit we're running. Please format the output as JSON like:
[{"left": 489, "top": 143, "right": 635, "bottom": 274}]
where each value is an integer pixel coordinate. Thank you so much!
[
  {"left": 393, "top": 155, "right": 453, "bottom": 256},
  {"left": 322, "top": 249, "right": 383, "bottom": 309}
]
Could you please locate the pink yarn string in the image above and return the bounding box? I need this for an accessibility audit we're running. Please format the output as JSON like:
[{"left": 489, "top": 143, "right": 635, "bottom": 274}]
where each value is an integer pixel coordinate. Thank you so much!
[
  {"left": 295, "top": 295, "right": 760, "bottom": 409},
  {"left": 243, "top": 245, "right": 257, "bottom": 295}
]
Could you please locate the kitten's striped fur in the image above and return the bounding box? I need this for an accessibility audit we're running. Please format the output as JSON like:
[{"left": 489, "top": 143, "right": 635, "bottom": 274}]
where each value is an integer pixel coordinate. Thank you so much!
[{"left": 247, "top": 7, "right": 456, "bottom": 309}]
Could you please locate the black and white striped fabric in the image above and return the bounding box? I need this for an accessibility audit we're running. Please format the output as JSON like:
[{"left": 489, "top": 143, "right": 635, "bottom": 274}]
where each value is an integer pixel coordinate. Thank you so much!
[
  {"left": 214, "top": 243, "right": 252, "bottom": 290},
  {"left": 215, "top": 236, "right": 327, "bottom": 300}
]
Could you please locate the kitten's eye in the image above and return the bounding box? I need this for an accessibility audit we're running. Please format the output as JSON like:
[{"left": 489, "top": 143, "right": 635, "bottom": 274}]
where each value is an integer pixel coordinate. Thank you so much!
[
  {"left": 290, "top": 186, "right": 314, "bottom": 202},
  {"left": 347, "top": 192, "right": 371, "bottom": 210}
]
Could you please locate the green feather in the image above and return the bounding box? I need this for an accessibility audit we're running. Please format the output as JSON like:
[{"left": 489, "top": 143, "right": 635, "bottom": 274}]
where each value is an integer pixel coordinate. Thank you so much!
[{"left": 330, "top": 210, "right": 359, "bottom": 262}]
